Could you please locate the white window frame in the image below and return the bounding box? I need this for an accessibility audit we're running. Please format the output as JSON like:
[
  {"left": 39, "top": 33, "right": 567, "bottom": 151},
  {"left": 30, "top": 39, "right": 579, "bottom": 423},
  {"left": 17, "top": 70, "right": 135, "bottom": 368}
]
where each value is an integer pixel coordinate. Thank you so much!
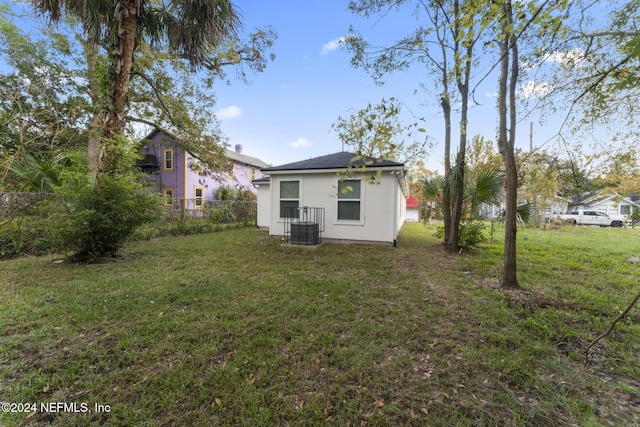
[
  {"left": 279, "top": 179, "right": 300, "bottom": 219},
  {"left": 336, "top": 178, "right": 364, "bottom": 225}
]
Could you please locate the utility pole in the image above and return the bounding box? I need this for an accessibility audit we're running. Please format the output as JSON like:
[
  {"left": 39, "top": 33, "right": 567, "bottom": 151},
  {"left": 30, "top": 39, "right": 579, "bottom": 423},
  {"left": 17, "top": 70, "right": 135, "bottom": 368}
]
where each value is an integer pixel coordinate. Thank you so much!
[{"left": 529, "top": 122, "right": 533, "bottom": 152}]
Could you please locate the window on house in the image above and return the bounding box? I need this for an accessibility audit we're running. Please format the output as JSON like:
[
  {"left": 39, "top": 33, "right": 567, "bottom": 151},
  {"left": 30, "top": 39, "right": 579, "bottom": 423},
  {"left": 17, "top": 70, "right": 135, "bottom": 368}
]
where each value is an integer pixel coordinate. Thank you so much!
[
  {"left": 337, "top": 179, "right": 361, "bottom": 221},
  {"left": 194, "top": 186, "right": 204, "bottom": 208},
  {"left": 163, "top": 188, "right": 174, "bottom": 208},
  {"left": 280, "top": 180, "right": 299, "bottom": 218},
  {"left": 227, "top": 162, "right": 235, "bottom": 179},
  {"left": 164, "top": 148, "right": 174, "bottom": 172},
  {"left": 250, "top": 166, "right": 256, "bottom": 181},
  {"left": 621, "top": 205, "right": 631, "bottom": 215}
]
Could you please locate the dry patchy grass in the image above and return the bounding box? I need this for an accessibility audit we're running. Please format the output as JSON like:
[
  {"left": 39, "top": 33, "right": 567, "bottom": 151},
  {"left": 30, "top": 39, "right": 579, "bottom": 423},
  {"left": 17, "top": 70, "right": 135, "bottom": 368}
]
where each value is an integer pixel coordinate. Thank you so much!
[{"left": 0, "top": 223, "right": 638, "bottom": 426}]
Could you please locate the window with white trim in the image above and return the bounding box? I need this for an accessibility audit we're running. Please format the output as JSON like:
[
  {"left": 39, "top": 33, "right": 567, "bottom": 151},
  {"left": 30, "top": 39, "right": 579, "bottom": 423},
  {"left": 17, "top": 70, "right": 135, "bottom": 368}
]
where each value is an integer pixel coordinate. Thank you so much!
[
  {"left": 279, "top": 180, "right": 299, "bottom": 218},
  {"left": 337, "top": 179, "right": 361, "bottom": 221}
]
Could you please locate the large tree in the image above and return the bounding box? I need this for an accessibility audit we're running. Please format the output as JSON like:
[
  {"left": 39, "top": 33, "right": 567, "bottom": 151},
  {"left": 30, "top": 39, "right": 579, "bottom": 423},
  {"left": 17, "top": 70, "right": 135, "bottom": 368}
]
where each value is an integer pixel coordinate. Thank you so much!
[
  {"left": 492, "top": 0, "right": 570, "bottom": 288},
  {"left": 31, "top": 0, "right": 241, "bottom": 176},
  {"left": 2, "top": 3, "right": 275, "bottom": 186},
  {"left": 495, "top": 0, "right": 519, "bottom": 288},
  {"left": 346, "top": 0, "right": 491, "bottom": 253}
]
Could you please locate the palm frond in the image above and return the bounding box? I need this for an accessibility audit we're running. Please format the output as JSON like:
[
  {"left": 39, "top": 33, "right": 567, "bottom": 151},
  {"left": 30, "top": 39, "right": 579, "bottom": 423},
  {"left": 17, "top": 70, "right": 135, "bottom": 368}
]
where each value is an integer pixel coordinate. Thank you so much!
[
  {"left": 9, "top": 153, "right": 63, "bottom": 191},
  {"left": 470, "top": 168, "right": 504, "bottom": 215},
  {"left": 496, "top": 203, "right": 540, "bottom": 227}
]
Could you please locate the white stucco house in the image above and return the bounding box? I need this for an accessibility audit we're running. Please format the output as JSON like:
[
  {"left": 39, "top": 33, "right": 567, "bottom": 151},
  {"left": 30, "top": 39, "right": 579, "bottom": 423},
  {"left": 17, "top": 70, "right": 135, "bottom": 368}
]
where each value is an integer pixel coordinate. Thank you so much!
[
  {"left": 568, "top": 191, "right": 640, "bottom": 216},
  {"left": 253, "top": 152, "right": 408, "bottom": 246}
]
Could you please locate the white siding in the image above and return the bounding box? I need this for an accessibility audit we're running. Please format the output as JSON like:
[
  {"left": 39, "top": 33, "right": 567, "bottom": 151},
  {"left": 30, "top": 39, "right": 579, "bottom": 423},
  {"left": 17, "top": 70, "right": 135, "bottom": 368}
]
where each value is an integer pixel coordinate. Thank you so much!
[
  {"left": 267, "top": 170, "right": 405, "bottom": 244},
  {"left": 255, "top": 182, "right": 270, "bottom": 228}
]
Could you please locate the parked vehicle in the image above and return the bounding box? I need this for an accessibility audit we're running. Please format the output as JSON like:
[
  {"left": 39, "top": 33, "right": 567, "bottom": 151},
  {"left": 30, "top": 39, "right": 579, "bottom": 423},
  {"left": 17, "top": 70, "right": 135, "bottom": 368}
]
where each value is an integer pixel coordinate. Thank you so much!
[{"left": 557, "top": 210, "right": 626, "bottom": 227}]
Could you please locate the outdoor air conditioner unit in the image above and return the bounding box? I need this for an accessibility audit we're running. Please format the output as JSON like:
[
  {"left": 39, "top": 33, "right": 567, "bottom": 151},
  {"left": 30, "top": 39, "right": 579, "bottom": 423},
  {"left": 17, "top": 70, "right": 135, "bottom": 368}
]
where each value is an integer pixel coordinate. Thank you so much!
[{"left": 290, "top": 221, "right": 320, "bottom": 245}]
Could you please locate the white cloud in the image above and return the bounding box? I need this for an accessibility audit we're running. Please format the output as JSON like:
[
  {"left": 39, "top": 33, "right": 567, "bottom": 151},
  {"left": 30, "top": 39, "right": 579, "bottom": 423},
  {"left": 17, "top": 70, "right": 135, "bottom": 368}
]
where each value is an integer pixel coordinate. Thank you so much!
[
  {"left": 486, "top": 91, "right": 498, "bottom": 99},
  {"left": 518, "top": 81, "right": 553, "bottom": 99},
  {"left": 216, "top": 105, "right": 243, "bottom": 120},
  {"left": 545, "top": 48, "right": 584, "bottom": 68},
  {"left": 288, "top": 137, "right": 312, "bottom": 149},
  {"left": 320, "top": 36, "right": 346, "bottom": 56}
]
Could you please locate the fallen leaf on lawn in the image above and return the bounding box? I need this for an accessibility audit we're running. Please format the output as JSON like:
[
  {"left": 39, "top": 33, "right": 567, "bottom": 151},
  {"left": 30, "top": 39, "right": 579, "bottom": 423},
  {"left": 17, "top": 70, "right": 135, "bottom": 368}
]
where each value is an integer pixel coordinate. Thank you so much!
[{"left": 374, "top": 400, "right": 384, "bottom": 407}]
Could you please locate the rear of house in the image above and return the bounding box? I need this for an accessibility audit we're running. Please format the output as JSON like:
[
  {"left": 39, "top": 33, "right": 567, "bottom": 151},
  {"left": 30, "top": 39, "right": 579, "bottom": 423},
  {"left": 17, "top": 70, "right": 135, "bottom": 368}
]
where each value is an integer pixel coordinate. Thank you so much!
[{"left": 254, "top": 152, "right": 408, "bottom": 245}]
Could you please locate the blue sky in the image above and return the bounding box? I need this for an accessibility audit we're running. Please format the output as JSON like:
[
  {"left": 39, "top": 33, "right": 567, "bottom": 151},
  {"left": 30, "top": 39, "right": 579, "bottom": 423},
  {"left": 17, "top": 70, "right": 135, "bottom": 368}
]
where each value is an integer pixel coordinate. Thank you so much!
[
  {"left": 212, "top": 0, "right": 511, "bottom": 171},
  {"left": 2, "top": 1, "right": 613, "bottom": 173}
]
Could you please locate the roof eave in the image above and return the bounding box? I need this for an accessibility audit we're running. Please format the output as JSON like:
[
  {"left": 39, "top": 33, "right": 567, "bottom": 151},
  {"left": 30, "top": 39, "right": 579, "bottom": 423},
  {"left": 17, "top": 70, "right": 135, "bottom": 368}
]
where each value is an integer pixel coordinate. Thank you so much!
[{"left": 263, "top": 165, "right": 405, "bottom": 175}]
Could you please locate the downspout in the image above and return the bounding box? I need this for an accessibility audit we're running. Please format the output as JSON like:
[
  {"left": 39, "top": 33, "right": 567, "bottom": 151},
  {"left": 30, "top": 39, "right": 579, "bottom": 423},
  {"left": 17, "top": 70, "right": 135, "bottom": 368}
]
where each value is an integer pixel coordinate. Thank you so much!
[{"left": 392, "top": 170, "right": 398, "bottom": 248}]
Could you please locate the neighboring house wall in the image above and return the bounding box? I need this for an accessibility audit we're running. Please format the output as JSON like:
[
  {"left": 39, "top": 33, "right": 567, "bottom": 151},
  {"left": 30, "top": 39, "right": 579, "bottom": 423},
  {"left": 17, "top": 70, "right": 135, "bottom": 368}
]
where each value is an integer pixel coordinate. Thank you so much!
[
  {"left": 568, "top": 193, "right": 639, "bottom": 216},
  {"left": 405, "top": 196, "right": 420, "bottom": 222},
  {"left": 139, "top": 131, "right": 266, "bottom": 207},
  {"left": 266, "top": 170, "right": 407, "bottom": 244}
]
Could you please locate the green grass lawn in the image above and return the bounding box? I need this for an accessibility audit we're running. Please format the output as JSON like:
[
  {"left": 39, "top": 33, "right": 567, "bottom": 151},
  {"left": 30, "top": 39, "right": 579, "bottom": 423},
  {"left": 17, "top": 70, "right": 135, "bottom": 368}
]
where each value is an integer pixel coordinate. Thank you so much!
[{"left": 1, "top": 223, "right": 639, "bottom": 426}]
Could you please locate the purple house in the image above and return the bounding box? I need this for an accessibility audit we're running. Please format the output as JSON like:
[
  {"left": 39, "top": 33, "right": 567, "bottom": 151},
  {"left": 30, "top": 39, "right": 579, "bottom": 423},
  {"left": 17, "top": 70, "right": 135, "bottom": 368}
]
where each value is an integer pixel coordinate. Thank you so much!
[{"left": 138, "top": 130, "right": 268, "bottom": 208}]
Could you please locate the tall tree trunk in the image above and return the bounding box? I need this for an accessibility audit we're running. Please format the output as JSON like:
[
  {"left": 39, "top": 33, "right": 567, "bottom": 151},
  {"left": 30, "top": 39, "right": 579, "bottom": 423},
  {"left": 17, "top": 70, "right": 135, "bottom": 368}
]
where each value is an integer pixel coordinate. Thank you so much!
[
  {"left": 83, "top": 41, "right": 103, "bottom": 178},
  {"left": 441, "top": 92, "right": 452, "bottom": 244},
  {"left": 98, "top": 0, "right": 143, "bottom": 175},
  {"left": 498, "top": 0, "right": 520, "bottom": 289},
  {"left": 446, "top": 3, "right": 472, "bottom": 254}
]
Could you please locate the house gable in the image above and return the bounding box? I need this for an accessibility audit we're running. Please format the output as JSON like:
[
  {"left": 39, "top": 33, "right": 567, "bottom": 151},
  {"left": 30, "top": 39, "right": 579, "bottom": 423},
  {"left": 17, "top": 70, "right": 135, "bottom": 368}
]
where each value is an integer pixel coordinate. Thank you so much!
[
  {"left": 138, "top": 130, "right": 266, "bottom": 205},
  {"left": 567, "top": 190, "right": 640, "bottom": 216}
]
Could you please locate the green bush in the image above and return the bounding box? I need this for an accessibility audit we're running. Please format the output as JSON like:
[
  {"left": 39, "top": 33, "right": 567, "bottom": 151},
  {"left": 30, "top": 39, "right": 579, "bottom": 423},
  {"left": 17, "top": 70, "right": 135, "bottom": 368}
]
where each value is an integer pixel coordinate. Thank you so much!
[
  {"left": 50, "top": 172, "right": 161, "bottom": 262},
  {"left": 458, "top": 218, "right": 487, "bottom": 248},
  {"left": 434, "top": 218, "right": 487, "bottom": 249},
  {"left": 216, "top": 186, "right": 235, "bottom": 201}
]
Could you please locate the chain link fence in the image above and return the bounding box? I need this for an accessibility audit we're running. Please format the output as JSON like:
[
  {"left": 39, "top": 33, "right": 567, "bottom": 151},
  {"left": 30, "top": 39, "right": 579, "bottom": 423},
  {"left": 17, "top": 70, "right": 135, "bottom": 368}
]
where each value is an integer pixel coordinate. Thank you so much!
[
  {"left": 0, "top": 192, "right": 58, "bottom": 259},
  {"left": 0, "top": 192, "right": 257, "bottom": 260}
]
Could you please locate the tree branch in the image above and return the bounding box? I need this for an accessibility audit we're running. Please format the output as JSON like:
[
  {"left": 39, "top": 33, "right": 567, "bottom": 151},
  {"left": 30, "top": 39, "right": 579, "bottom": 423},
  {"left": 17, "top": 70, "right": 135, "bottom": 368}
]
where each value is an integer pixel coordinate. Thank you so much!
[
  {"left": 584, "top": 287, "right": 640, "bottom": 365},
  {"left": 131, "top": 71, "right": 174, "bottom": 122}
]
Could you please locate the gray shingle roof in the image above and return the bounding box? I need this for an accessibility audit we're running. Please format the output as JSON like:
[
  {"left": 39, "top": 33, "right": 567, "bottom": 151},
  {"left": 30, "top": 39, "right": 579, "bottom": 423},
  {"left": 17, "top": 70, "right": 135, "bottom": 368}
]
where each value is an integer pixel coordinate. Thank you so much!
[
  {"left": 225, "top": 149, "right": 269, "bottom": 169},
  {"left": 263, "top": 152, "right": 404, "bottom": 172}
]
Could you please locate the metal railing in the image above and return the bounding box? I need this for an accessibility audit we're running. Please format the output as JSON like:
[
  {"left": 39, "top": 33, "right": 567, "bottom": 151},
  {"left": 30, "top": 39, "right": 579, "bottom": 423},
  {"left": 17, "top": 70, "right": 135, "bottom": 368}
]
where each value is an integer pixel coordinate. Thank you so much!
[{"left": 283, "top": 206, "right": 325, "bottom": 246}]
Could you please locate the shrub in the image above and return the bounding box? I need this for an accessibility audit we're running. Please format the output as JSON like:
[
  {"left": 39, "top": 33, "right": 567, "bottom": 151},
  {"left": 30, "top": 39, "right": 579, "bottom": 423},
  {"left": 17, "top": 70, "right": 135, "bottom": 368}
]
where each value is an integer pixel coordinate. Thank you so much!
[
  {"left": 50, "top": 171, "right": 161, "bottom": 262},
  {"left": 434, "top": 218, "right": 487, "bottom": 249},
  {"left": 216, "top": 186, "right": 235, "bottom": 201}
]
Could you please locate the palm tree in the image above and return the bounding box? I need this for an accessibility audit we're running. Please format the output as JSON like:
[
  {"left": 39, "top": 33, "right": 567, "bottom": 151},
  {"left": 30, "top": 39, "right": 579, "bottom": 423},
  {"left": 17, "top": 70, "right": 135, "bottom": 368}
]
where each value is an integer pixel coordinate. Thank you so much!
[
  {"left": 466, "top": 168, "right": 504, "bottom": 217},
  {"left": 8, "top": 153, "right": 64, "bottom": 192},
  {"left": 31, "top": 0, "right": 240, "bottom": 175},
  {"left": 419, "top": 172, "right": 445, "bottom": 220}
]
